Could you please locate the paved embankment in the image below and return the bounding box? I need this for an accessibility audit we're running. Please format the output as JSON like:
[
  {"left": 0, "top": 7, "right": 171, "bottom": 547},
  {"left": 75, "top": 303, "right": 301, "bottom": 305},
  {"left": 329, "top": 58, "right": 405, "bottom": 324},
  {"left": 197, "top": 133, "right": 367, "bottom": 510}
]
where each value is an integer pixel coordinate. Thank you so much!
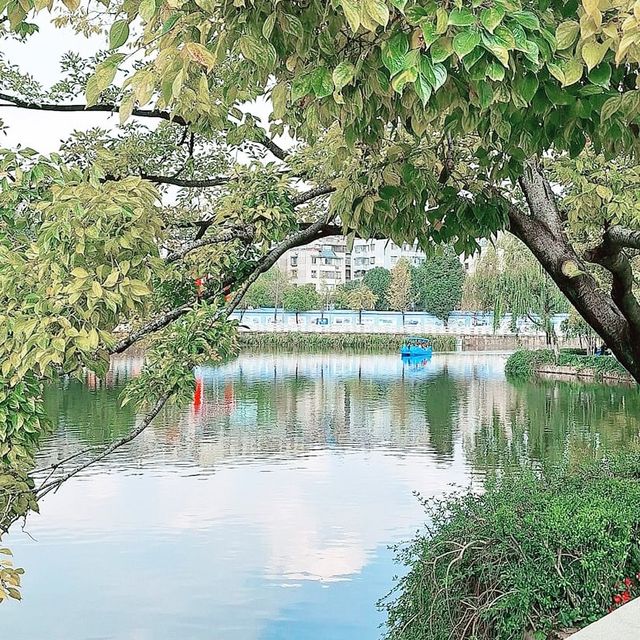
[{"left": 569, "top": 599, "right": 640, "bottom": 639}]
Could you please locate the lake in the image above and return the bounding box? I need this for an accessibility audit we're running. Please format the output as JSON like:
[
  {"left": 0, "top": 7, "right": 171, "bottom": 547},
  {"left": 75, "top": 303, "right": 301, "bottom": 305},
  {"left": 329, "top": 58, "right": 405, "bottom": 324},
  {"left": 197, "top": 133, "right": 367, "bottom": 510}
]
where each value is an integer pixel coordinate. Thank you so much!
[{"left": 4, "top": 351, "right": 640, "bottom": 639}]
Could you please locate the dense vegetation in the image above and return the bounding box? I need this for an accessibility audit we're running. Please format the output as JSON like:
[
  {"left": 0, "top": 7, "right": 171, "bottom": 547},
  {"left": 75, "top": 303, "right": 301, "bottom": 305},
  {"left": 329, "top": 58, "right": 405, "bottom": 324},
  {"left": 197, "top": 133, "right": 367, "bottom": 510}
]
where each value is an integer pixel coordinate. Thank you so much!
[
  {"left": 239, "top": 332, "right": 456, "bottom": 352},
  {"left": 383, "top": 455, "right": 640, "bottom": 640},
  {"left": 505, "top": 349, "right": 631, "bottom": 380}
]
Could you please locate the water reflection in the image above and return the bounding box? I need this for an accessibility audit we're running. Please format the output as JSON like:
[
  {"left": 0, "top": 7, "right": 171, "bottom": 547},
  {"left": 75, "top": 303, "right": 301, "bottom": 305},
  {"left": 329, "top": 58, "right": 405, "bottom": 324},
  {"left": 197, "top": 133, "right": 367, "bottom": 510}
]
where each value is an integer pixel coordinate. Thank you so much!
[{"left": 4, "top": 352, "right": 640, "bottom": 640}]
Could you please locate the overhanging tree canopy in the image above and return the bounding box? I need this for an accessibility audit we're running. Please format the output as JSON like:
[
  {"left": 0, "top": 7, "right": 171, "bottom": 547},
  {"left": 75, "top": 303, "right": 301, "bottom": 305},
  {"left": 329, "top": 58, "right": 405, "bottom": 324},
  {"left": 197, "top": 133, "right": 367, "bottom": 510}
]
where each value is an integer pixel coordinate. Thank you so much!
[{"left": 2, "top": 0, "right": 640, "bottom": 596}]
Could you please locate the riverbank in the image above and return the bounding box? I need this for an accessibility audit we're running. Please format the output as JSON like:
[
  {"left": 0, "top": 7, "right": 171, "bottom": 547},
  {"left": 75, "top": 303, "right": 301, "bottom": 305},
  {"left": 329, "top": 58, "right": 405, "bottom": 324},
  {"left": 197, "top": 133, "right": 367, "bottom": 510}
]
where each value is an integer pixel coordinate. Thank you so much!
[
  {"left": 383, "top": 454, "right": 640, "bottom": 640},
  {"left": 505, "top": 349, "right": 634, "bottom": 383},
  {"left": 238, "top": 332, "right": 457, "bottom": 352}
]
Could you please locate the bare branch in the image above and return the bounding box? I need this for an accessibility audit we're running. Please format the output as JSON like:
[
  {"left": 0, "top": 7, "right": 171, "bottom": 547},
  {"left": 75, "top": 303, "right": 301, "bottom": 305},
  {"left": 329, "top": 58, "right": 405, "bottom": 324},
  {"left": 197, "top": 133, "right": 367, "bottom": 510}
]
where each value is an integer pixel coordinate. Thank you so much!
[
  {"left": 291, "top": 184, "right": 336, "bottom": 206},
  {"left": 255, "top": 132, "right": 289, "bottom": 161},
  {"left": 0, "top": 92, "right": 188, "bottom": 126},
  {"left": 165, "top": 225, "right": 254, "bottom": 263},
  {"left": 37, "top": 390, "right": 173, "bottom": 498},
  {"left": 141, "top": 173, "right": 230, "bottom": 188},
  {"left": 225, "top": 218, "right": 336, "bottom": 315}
]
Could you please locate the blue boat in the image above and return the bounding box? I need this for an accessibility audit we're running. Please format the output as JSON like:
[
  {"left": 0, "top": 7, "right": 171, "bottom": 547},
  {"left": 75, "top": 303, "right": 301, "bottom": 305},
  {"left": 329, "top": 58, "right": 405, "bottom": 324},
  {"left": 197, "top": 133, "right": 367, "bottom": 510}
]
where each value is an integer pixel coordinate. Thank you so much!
[{"left": 400, "top": 337, "right": 433, "bottom": 357}]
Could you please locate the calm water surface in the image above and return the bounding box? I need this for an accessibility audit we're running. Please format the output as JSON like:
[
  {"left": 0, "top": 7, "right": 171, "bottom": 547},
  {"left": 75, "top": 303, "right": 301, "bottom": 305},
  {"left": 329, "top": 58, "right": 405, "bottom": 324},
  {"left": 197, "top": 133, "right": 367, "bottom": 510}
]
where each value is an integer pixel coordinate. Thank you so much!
[{"left": 4, "top": 352, "right": 640, "bottom": 639}]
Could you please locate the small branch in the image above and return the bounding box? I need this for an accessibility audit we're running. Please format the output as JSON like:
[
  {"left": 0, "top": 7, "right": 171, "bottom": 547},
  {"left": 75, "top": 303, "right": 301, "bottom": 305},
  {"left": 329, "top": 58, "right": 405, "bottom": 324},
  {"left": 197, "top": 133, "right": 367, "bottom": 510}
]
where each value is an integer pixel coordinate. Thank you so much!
[
  {"left": 141, "top": 173, "right": 229, "bottom": 188},
  {"left": 37, "top": 390, "right": 173, "bottom": 498},
  {"left": 437, "top": 133, "right": 454, "bottom": 184},
  {"left": 226, "top": 218, "right": 336, "bottom": 315},
  {"left": 291, "top": 185, "right": 335, "bottom": 206},
  {"left": 0, "top": 92, "right": 187, "bottom": 126},
  {"left": 255, "top": 132, "right": 289, "bottom": 161},
  {"left": 165, "top": 225, "right": 254, "bottom": 263}
]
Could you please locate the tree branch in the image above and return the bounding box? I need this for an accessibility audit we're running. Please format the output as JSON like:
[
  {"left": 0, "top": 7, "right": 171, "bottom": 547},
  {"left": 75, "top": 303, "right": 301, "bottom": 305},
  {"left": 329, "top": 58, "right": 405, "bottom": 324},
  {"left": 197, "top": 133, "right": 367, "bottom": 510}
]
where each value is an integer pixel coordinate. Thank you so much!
[
  {"left": 255, "top": 132, "right": 289, "bottom": 161},
  {"left": 226, "top": 218, "right": 336, "bottom": 315},
  {"left": 0, "top": 92, "right": 188, "bottom": 126},
  {"left": 141, "top": 173, "right": 229, "bottom": 188},
  {"left": 37, "top": 390, "right": 173, "bottom": 498},
  {"left": 607, "top": 225, "right": 640, "bottom": 251},
  {"left": 165, "top": 225, "right": 254, "bottom": 263},
  {"left": 291, "top": 184, "right": 335, "bottom": 206}
]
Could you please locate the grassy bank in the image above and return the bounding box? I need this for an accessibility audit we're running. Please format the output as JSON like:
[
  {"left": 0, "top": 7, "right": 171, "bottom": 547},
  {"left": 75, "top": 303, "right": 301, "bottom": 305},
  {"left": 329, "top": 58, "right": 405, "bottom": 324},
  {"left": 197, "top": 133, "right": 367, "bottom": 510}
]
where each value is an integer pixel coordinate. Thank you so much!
[
  {"left": 505, "top": 349, "right": 632, "bottom": 382},
  {"left": 238, "top": 332, "right": 456, "bottom": 352},
  {"left": 383, "top": 455, "right": 640, "bottom": 640}
]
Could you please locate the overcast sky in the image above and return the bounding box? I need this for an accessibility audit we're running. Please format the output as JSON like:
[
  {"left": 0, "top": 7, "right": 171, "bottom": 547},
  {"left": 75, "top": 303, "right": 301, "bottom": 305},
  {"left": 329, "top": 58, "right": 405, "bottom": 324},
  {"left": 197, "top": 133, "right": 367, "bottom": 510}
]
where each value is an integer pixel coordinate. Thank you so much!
[{"left": 1, "top": 20, "right": 290, "bottom": 158}]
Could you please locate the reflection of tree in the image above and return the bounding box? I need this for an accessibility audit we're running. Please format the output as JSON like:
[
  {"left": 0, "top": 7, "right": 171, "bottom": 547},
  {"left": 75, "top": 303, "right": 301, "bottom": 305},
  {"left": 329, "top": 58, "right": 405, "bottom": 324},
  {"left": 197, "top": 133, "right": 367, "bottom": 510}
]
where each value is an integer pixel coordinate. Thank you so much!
[
  {"left": 43, "top": 380, "right": 137, "bottom": 446},
  {"left": 418, "top": 370, "right": 462, "bottom": 459},
  {"left": 469, "top": 379, "right": 640, "bottom": 473}
]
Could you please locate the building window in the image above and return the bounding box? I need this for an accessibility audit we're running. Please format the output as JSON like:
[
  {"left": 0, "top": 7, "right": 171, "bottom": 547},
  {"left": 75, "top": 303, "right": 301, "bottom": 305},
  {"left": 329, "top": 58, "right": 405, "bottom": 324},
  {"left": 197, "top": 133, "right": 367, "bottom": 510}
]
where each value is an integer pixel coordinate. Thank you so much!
[
  {"left": 369, "top": 257, "right": 375, "bottom": 264},
  {"left": 311, "top": 270, "right": 317, "bottom": 278},
  {"left": 290, "top": 256, "right": 298, "bottom": 267}
]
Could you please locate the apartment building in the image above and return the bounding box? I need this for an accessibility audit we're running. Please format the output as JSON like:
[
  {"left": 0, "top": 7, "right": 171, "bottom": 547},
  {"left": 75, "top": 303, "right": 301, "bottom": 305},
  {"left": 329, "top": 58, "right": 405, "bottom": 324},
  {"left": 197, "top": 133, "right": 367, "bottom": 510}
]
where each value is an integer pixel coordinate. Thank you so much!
[
  {"left": 277, "top": 236, "right": 349, "bottom": 290},
  {"left": 278, "top": 236, "right": 482, "bottom": 291}
]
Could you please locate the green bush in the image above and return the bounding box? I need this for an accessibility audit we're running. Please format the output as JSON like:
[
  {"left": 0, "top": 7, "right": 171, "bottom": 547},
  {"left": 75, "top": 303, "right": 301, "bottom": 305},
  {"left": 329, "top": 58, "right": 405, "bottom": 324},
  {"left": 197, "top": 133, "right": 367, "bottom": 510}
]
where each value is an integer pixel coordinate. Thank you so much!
[
  {"left": 505, "top": 349, "right": 630, "bottom": 381},
  {"left": 382, "top": 455, "right": 640, "bottom": 640},
  {"left": 238, "top": 333, "right": 456, "bottom": 352}
]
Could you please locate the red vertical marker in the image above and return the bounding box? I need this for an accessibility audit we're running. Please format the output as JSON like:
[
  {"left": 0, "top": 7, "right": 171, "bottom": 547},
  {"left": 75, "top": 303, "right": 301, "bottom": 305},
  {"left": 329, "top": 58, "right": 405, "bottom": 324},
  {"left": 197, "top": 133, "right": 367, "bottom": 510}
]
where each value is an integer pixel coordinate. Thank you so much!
[{"left": 193, "top": 377, "right": 204, "bottom": 413}]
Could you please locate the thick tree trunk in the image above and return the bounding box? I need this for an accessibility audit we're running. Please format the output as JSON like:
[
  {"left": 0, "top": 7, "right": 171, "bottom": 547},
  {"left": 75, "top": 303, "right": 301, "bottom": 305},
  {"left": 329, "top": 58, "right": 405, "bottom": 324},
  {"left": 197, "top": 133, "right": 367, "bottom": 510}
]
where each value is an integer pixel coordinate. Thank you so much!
[{"left": 510, "top": 162, "right": 640, "bottom": 383}]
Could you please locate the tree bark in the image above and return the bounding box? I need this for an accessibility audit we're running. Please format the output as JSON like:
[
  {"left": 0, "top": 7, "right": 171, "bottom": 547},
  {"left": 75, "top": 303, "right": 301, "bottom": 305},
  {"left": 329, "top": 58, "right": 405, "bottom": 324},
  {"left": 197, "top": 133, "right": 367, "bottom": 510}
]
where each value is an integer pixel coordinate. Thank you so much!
[{"left": 510, "top": 161, "right": 640, "bottom": 383}]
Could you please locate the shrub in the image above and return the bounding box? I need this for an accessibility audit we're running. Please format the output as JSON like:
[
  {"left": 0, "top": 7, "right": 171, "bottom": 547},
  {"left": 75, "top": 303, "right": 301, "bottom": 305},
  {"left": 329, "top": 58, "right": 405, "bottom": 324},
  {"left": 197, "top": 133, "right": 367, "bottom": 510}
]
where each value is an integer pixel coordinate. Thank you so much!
[
  {"left": 382, "top": 455, "right": 640, "bottom": 640},
  {"left": 505, "top": 349, "right": 630, "bottom": 381},
  {"left": 238, "top": 333, "right": 456, "bottom": 352}
]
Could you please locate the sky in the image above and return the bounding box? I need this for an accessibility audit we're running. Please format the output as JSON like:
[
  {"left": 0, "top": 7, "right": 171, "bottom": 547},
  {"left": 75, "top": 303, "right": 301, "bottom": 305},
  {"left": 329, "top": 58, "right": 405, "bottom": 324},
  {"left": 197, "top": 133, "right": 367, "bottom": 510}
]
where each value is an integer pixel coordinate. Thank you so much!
[{"left": 1, "top": 19, "right": 292, "bottom": 157}]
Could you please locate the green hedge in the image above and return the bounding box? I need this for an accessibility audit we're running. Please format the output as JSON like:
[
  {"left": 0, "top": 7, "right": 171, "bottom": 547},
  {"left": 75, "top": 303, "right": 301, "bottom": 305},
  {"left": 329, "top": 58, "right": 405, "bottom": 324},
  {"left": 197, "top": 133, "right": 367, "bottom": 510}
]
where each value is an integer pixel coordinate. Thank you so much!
[
  {"left": 505, "top": 349, "right": 630, "bottom": 381},
  {"left": 238, "top": 332, "right": 456, "bottom": 352},
  {"left": 383, "top": 455, "right": 640, "bottom": 640}
]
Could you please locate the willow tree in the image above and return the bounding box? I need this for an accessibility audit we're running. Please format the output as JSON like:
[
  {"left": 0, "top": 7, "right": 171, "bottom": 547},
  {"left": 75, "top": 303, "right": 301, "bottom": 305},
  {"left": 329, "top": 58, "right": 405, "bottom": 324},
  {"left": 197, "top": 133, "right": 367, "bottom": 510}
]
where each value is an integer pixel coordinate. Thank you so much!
[{"left": 464, "top": 234, "right": 568, "bottom": 345}]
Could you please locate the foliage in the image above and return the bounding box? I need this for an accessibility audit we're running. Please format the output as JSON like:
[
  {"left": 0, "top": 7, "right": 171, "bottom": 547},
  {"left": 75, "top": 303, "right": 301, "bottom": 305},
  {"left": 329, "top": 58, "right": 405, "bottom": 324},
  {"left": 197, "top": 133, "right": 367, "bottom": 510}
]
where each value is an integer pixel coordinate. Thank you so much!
[
  {"left": 363, "top": 267, "right": 392, "bottom": 310},
  {"left": 383, "top": 455, "right": 640, "bottom": 640},
  {"left": 238, "top": 332, "right": 456, "bottom": 352},
  {"left": 346, "top": 283, "right": 377, "bottom": 312},
  {"left": 412, "top": 248, "right": 465, "bottom": 323},
  {"left": 388, "top": 259, "right": 414, "bottom": 316},
  {"left": 562, "top": 308, "right": 600, "bottom": 355},
  {"left": 464, "top": 235, "right": 568, "bottom": 343},
  {"left": 332, "top": 280, "right": 361, "bottom": 309},
  {"left": 241, "top": 267, "right": 290, "bottom": 309},
  {"left": 282, "top": 284, "right": 320, "bottom": 317},
  {"left": 505, "top": 349, "right": 631, "bottom": 381}
]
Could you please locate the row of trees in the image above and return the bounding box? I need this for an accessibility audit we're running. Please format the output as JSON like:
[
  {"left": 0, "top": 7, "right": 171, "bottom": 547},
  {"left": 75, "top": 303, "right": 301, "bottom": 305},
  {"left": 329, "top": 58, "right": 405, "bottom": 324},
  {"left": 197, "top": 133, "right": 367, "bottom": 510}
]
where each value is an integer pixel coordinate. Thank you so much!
[{"left": 242, "top": 249, "right": 466, "bottom": 324}]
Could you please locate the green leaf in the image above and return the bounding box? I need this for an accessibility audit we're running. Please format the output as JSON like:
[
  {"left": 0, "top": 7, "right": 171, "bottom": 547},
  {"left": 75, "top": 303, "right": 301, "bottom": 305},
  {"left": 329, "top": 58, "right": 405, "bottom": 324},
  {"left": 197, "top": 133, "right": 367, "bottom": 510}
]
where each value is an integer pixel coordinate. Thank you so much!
[
  {"left": 341, "top": 0, "right": 361, "bottom": 32},
  {"left": 448, "top": 8, "right": 475, "bottom": 27},
  {"left": 262, "top": 12, "right": 276, "bottom": 39},
  {"left": 480, "top": 6, "right": 504, "bottom": 33},
  {"left": 332, "top": 61, "right": 356, "bottom": 92},
  {"left": 390, "top": 0, "right": 407, "bottom": 10},
  {"left": 487, "top": 60, "right": 505, "bottom": 81},
  {"left": 435, "top": 8, "right": 448, "bottom": 33},
  {"left": 513, "top": 73, "right": 539, "bottom": 102},
  {"left": 475, "top": 80, "right": 493, "bottom": 108},
  {"left": 363, "top": 0, "right": 390, "bottom": 27},
  {"left": 600, "top": 95, "right": 621, "bottom": 122},
  {"left": 391, "top": 67, "right": 418, "bottom": 93},
  {"left": 432, "top": 63, "right": 447, "bottom": 90},
  {"left": 238, "top": 34, "right": 266, "bottom": 64},
  {"left": 381, "top": 32, "right": 409, "bottom": 75},
  {"left": 555, "top": 21, "right": 580, "bottom": 50},
  {"left": 419, "top": 55, "right": 435, "bottom": 86},
  {"left": 271, "top": 82, "right": 288, "bottom": 117},
  {"left": 587, "top": 62, "right": 611, "bottom": 87},
  {"left": 109, "top": 20, "right": 130, "bottom": 50},
  {"left": 453, "top": 31, "right": 481, "bottom": 57},
  {"left": 581, "top": 39, "right": 608, "bottom": 71},
  {"left": 420, "top": 21, "right": 438, "bottom": 46},
  {"left": 139, "top": 0, "right": 156, "bottom": 22},
  {"left": 430, "top": 37, "right": 452, "bottom": 63},
  {"left": 414, "top": 74, "right": 432, "bottom": 106},
  {"left": 291, "top": 74, "right": 313, "bottom": 101},
  {"left": 561, "top": 58, "right": 583, "bottom": 86},
  {"left": 310, "top": 67, "right": 334, "bottom": 98},
  {"left": 547, "top": 62, "right": 565, "bottom": 84},
  {"left": 511, "top": 11, "right": 540, "bottom": 31}
]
